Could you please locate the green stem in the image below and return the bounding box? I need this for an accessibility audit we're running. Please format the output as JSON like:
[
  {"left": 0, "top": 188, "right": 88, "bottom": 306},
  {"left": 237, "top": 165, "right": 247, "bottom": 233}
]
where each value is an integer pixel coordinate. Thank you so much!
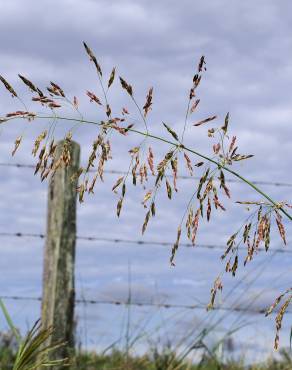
[{"left": 4, "top": 114, "right": 292, "bottom": 221}]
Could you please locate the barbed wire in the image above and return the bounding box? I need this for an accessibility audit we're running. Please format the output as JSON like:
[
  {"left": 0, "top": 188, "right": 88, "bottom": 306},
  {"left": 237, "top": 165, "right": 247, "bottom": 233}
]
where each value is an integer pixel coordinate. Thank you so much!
[
  {"left": 1, "top": 295, "right": 291, "bottom": 315},
  {"left": 0, "top": 231, "right": 291, "bottom": 254},
  {"left": 1, "top": 162, "right": 292, "bottom": 187}
]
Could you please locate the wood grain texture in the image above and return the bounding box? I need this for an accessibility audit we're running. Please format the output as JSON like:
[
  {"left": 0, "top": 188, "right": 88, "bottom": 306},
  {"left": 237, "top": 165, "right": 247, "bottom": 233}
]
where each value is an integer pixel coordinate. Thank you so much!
[{"left": 41, "top": 140, "right": 80, "bottom": 364}]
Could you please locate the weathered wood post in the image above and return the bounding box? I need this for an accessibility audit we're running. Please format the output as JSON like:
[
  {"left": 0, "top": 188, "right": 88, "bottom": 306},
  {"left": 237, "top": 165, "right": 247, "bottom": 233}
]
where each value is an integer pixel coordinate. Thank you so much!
[{"left": 41, "top": 140, "right": 80, "bottom": 363}]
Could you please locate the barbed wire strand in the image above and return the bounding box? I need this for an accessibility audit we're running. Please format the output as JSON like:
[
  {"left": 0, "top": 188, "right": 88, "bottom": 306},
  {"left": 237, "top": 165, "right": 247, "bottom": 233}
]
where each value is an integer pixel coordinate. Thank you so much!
[
  {"left": 1, "top": 162, "right": 292, "bottom": 187},
  {"left": 0, "top": 231, "right": 291, "bottom": 254},
  {"left": 0, "top": 295, "right": 291, "bottom": 315}
]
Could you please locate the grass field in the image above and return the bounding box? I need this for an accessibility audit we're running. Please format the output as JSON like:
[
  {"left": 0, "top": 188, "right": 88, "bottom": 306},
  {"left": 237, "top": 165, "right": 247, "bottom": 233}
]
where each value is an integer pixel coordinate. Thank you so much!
[{"left": 1, "top": 332, "right": 291, "bottom": 370}]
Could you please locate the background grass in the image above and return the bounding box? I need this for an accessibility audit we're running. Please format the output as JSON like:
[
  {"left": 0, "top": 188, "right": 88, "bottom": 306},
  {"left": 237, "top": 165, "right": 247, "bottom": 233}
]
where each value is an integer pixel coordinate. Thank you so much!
[{"left": 1, "top": 329, "right": 292, "bottom": 370}]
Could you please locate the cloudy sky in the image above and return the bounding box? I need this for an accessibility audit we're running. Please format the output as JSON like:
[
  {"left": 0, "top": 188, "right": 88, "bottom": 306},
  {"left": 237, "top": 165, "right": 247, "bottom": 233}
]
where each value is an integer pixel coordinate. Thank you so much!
[{"left": 0, "top": 0, "right": 291, "bottom": 360}]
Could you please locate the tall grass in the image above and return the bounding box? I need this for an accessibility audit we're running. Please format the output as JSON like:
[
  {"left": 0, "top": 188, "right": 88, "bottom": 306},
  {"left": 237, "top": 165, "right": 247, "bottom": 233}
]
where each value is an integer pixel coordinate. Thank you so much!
[{"left": 0, "top": 298, "right": 68, "bottom": 370}]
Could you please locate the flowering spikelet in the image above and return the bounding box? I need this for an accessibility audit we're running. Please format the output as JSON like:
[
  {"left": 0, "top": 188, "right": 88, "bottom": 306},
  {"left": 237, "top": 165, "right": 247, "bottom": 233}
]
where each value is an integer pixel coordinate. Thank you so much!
[
  {"left": 165, "top": 179, "right": 172, "bottom": 199},
  {"left": 112, "top": 176, "right": 124, "bottom": 192},
  {"left": 116, "top": 198, "right": 123, "bottom": 217},
  {"left": 108, "top": 67, "right": 116, "bottom": 88},
  {"left": 86, "top": 91, "right": 102, "bottom": 105},
  {"left": 18, "top": 74, "right": 38, "bottom": 92},
  {"left": 194, "top": 115, "right": 217, "bottom": 127},
  {"left": 213, "top": 186, "right": 226, "bottom": 211},
  {"left": 73, "top": 96, "right": 78, "bottom": 109},
  {"left": 156, "top": 150, "right": 174, "bottom": 186},
  {"left": 274, "top": 297, "right": 291, "bottom": 349},
  {"left": 142, "top": 210, "right": 151, "bottom": 234},
  {"left": 71, "top": 167, "right": 84, "bottom": 183},
  {"left": 32, "top": 131, "right": 47, "bottom": 156},
  {"left": 86, "top": 136, "right": 101, "bottom": 172},
  {"left": 275, "top": 211, "right": 286, "bottom": 245},
  {"left": 190, "top": 99, "right": 200, "bottom": 113},
  {"left": 119, "top": 77, "right": 133, "bottom": 96},
  {"left": 49, "top": 82, "right": 65, "bottom": 97},
  {"left": 83, "top": 42, "right": 102, "bottom": 76},
  {"left": 142, "top": 190, "right": 152, "bottom": 206},
  {"left": 77, "top": 181, "right": 87, "bottom": 203},
  {"left": 231, "top": 255, "right": 238, "bottom": 276},
  {"left": 162, "top": 122, "right": 179, "bottom": 141},
  {"left": 207, "top": 276, "right": 223, "bottom": 310},
  {"left": 221, "top": 232, "right": 237, "bottom": 259},
  {"left": 221, "top": 112, "right": 229, "bottom": 134},
  {"left": 147, "top": 147, "right": 155, "bottom": 175},
  {"left": 197, "top": 168, "right": 210, "bottom": 200},
  {"left": 207, "top": 197, "right": 212, "bottom": 221},
  {"left": 151, "top": 202, "right": 156, "bottom": 216},
  {"left": 193, "top": 74, "right": 202, "bottom": 89},
  {"left": 191, "top": 209, "right": 200, "bottom": 245},
  {"left": 219, "top": 171, "right": 231, "bottom": 198},
  {"left": 183, "top": 153, "right": 193, "bottom": 175},
  {"left": 198, "top": 55, "right": 206, "bottom": 72},
  {"left": 0, "top": 75, "right": 17, "bottom": 97},
  {"left": 55, "top": 132, "right": 72, "bottom": 168},
  {"left": 143, "top": 87, "right": 153, "bottom": 117},
  {"left": 213, "top": 143, "right": 221, "bottom": 154},
  {"left": 12, "top": 136, "right": 22, "bottom": 156},
  {"left": 170, "top": 226, "right": 181, "bottom": 266},
  {"left": 228, "top": 136, "right": 236, "bottom": 154},
  {"left": 170, "top": 157, "right": 178, "bottom": 191},
  {"left": 185, "top": 208, "right": 192, "bottom": 238},
  {"left": 6, "top": 111, "right": 35, "bottom": 118},
  {"left": 88, "top": 172, "right": 98, "bottom": 194}
]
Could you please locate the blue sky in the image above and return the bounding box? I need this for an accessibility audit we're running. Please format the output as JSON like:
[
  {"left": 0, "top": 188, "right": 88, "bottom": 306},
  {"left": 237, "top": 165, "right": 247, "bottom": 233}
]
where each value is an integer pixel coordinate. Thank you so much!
[{"left": 0, "top": 0, "right": 292, "bottom": 361}]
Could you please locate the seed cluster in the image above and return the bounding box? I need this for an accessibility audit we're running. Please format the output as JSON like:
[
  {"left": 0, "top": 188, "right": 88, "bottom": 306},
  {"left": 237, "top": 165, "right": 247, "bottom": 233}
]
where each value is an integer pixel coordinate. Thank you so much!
[{"left": 0, "top": 42, "right": 291, "bottom": 349}]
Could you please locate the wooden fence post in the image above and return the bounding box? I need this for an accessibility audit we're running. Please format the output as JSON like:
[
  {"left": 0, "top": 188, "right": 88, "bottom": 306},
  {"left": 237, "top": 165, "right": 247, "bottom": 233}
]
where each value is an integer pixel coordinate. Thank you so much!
[{"left": 41, "top": 140, "right": 80, "bottom": 363}]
